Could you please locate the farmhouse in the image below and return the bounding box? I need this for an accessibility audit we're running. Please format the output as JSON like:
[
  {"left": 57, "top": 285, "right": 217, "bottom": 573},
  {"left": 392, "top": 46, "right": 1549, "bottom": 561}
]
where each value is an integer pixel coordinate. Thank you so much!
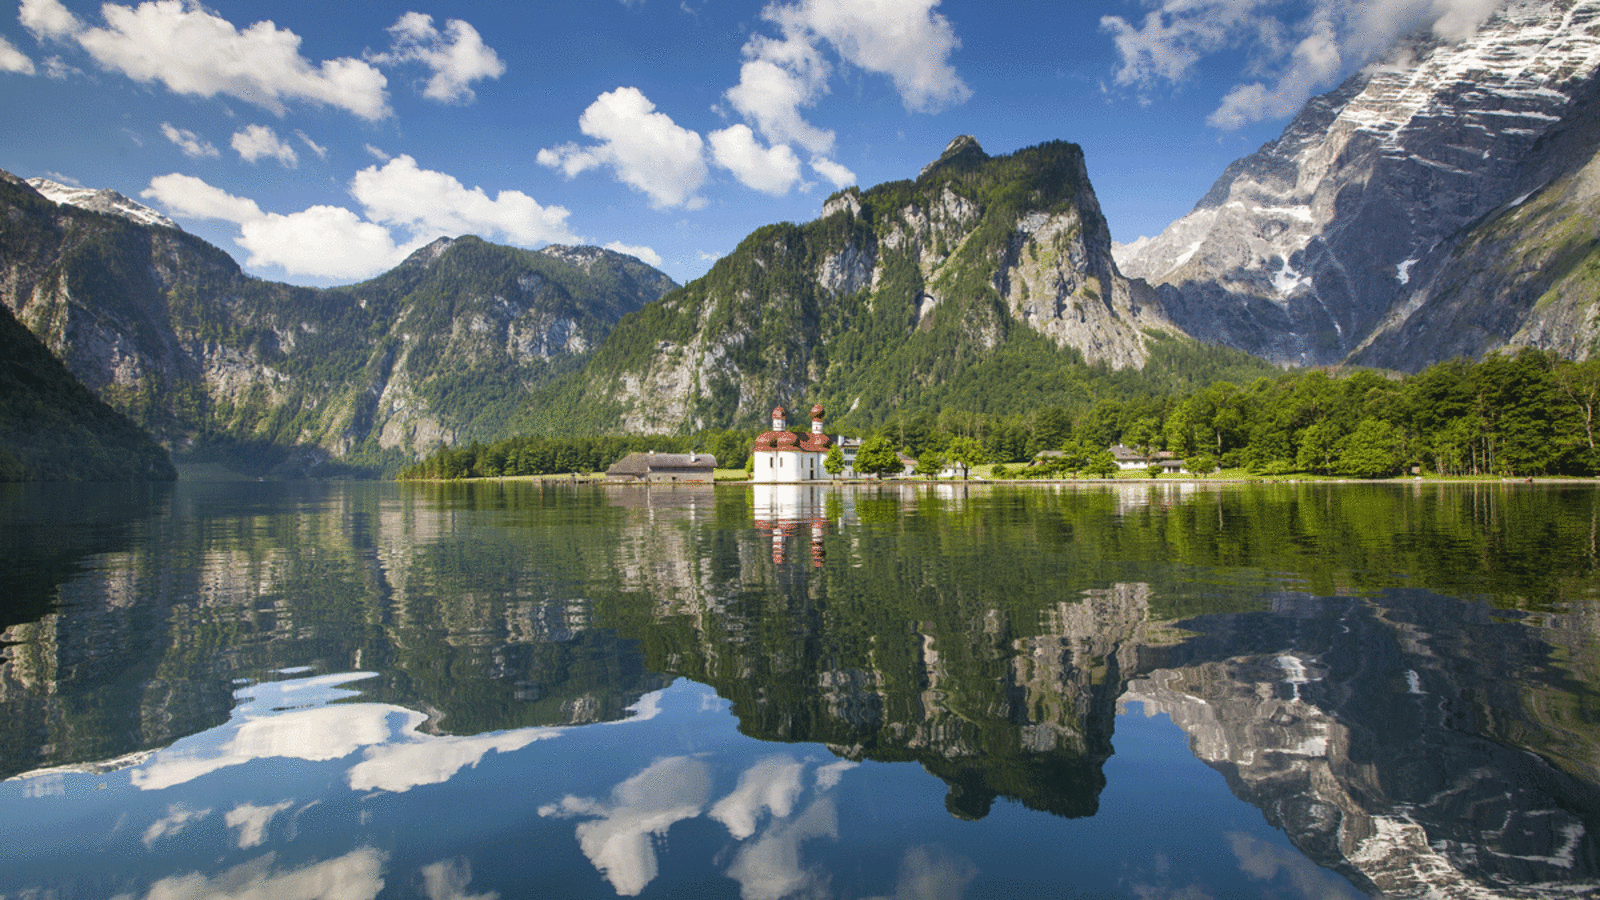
[
  {"left": 752, "top": 405, "right": 833, "bottom": 482},
  {"left": 1110, "top": 444, "right": 1186, "bottom": 473},
  {"left": 605, "top": 451, "right": 717, "bottom": 483}
]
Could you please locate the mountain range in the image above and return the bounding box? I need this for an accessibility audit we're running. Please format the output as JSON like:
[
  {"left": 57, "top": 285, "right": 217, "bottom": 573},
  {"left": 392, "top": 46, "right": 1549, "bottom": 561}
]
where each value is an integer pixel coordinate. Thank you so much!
[
  {"left": 1119, "top": 0, "right": 1600, "bottom": 368},
  {"left": 2, "top": 0, "right": 1598, "bottom": 473}
]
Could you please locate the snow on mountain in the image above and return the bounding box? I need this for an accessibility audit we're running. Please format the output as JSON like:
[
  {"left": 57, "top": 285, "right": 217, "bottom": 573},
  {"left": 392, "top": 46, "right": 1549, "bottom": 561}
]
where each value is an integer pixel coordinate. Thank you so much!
[
  {"left": 1120, "top": 0, "right": 1600, "bottom": 368},
  {"left": 26, "top": 178, "right": 180, "bottom": 231}
]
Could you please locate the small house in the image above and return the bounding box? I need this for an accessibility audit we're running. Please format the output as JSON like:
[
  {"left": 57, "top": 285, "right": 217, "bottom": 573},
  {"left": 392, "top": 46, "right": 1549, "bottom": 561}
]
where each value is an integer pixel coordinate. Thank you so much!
[{"left": 605, "top": 451, "right": 717, "bottom": 483}]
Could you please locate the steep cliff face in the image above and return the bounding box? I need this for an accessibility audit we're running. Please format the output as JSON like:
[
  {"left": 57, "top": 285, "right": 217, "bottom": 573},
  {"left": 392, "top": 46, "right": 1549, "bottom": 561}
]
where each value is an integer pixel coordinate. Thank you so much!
[
  {"left": 0, "top": 299, "right": 174, "bottom": 481},
  {"left": 0, "top": 172, "right": 676, "bottom": 472},
  {"left": 1119, "top": 0, "right": 1600, "bottom": 369},
  {"left": 542, "top": 137, "right": 1183, "bottom": 435}
]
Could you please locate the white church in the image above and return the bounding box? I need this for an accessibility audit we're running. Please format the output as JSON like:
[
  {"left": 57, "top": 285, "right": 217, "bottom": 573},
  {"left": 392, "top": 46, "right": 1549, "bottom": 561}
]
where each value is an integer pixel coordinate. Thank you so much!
[{"left": 751, "top": 404, "right": 833, "bottom": 483}]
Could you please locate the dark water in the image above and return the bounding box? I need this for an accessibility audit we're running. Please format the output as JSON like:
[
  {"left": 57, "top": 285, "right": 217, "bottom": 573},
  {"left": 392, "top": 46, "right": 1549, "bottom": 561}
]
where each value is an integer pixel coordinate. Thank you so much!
[{"left": 1, "top": 479, "right": 1598, "bottom": 899}]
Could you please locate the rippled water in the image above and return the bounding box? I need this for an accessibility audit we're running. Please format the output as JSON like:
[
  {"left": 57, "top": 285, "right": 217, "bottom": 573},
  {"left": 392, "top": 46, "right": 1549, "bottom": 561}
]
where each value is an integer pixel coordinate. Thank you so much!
[{"left": 1, "top": 479, "right": 1597, "bottom": 899}]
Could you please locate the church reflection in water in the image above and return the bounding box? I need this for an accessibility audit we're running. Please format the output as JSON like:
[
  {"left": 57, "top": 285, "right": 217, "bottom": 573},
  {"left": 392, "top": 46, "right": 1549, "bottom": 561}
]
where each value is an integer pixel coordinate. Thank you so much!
[{"left": 753, "top": 483, "right": 832, "bottom": 566}]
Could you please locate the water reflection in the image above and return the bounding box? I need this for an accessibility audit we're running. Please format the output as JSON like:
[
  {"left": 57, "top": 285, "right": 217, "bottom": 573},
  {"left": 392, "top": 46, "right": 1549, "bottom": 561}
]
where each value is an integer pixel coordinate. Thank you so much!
[{"left": 0, "top": 480, "right": 1596, "bottom": 898}]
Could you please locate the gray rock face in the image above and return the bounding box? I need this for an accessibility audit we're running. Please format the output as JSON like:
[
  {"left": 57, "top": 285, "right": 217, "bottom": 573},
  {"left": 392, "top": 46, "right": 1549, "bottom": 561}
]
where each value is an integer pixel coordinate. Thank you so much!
[{"left": 1119, "top": 0, "right": 1600, "bottom": 368}]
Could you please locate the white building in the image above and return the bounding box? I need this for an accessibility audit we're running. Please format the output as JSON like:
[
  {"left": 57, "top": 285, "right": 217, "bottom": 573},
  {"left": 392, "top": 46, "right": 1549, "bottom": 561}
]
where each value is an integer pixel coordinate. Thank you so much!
[{"left": 751, "top": 405, "right": 833, "bottom": 483}]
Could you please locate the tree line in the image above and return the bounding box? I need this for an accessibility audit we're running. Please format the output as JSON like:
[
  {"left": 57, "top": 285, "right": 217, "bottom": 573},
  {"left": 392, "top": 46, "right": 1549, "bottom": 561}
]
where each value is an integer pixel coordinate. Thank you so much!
[{"left": 402, "top": 349, "right": 1600, "bottom": 480}]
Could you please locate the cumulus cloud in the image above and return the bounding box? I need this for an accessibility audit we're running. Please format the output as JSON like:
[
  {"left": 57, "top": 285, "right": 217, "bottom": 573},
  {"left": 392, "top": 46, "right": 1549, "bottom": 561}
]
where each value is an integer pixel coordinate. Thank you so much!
[
  {"left": 143, "top": 172, "right": 264, "bottom": 222},
  {"left": 809, "top": 156, "right": 856, "bottom": 189},
  {"left": 143, "top": 803, "right": 211, "bottom": 848},
  {"left": 604, "top": 241, "right": 663, "bottom": 267},
  {"left": 1102, "top": 0, "right": 1510, "bottom": 129},
  {"left": 537, "top": 87, "right": 709, "bottom": 209},
  {"left": 545, "top": 1, "right": 962, "bottom": 207},
  {"left": 21, "top": 0, "right": 389, "bottom": 118},
  {"left": 723, "top": 797, "right": 838, "bottom": 900},
  {"left": 710, "top": 756, "right": 807, "bottom": 840},
  {"left": 724, "top": 0, "right": 968, "bottom": 156},
  {"left": 0, "top": 35, "right": 34, "bottom": 73},
  {"left": 348, "top": 727, "right": 550, "bottom": 793},
  {"left": 235, "top": 206, "right": 413, "bottom": 280},
  {"left": 372, "top": 13, "right": 504, "bottom": 103},
  {"left": 709, "top": 124, "right": 805, "bottom": 195},
  {"left": 351, "top": 154, "right": 576, "bottom": 246},
  {"left": 232, "top": 124, "right": 299, "bottom": 167},
  {"left": 226, "top": 801, "right": 294, "bottom": 850},
  {"left": 143, "top": 157, "right": 577, "bottom": 281},
  {"left": 160, "top": 122, "right": 219, "bottom": 158},
  {"left": 19, "top": 0, "right": 80, "bottom": 40},
  {"left": 139, "top": 848, "right": 387, "bottom": 900},
  {"left": 540, "top": 756, "right": 713, "bottom": 897},
  {"left": 766, "top": 0, "right": 970, "bottom": 112}
]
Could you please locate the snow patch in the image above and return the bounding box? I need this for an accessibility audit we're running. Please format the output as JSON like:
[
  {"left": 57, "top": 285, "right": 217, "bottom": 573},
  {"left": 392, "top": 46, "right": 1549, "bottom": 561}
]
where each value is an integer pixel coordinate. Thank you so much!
[
  {"left": 1396, "top": 258, "right": 1418, "bottom": 285},
  {"left": 1273, "top": 260, "right": 1313, "bottom": 295}
]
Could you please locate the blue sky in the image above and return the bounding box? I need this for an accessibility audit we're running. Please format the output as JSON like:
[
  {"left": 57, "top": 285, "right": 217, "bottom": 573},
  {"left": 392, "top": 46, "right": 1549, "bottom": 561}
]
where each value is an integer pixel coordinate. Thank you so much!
[{"left": 0, "top": 0, "right": 1505, "bottom": 286}]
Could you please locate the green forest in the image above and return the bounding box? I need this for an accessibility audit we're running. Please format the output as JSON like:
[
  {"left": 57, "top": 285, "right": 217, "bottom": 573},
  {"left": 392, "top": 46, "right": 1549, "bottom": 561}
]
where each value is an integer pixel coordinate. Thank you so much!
[{"left": 403, "top": 348, "right": 1600, "bottom": 480}]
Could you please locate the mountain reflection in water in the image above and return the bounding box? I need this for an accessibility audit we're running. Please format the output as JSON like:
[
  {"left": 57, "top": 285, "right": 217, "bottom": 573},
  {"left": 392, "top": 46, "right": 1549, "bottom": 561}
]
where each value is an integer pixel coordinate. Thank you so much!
[{"left": 0, "top": 479, "right": 1596, "bottom": 899}]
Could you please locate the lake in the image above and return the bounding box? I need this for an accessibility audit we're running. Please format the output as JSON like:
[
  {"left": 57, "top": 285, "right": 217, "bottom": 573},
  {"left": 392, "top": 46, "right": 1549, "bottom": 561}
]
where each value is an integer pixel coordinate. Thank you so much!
[{"left": 1, "top": 479, "right": 1597, "bottom": 899}]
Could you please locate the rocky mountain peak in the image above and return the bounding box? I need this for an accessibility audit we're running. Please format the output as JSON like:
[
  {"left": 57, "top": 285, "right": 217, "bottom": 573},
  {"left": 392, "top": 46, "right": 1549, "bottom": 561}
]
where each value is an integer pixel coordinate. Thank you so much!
[
  {"left": 402, "top": 236, "right": 458, "bottom": 269},
  {"left": 919, "top": 134, "right": 988, "bottom": 179},
  {"left": 1120, "top": 0, "right": 1600, "bottom": 369},
  {"left": 26, "top": 177, "right": 179, "bottom": 231}
]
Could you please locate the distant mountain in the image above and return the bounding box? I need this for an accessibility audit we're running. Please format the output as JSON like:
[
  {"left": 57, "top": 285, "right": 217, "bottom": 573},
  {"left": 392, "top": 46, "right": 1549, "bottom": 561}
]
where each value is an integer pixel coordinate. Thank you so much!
[
  {"left": 26, "top": 176, "right": 179, "bottom": 230},
  {"left": 1118, "top": 0, "right": 1600, "bottom": 369},
  {"left": 0, "top": 171, "right": 676, "bottom": 474},
  {"left": 526, "top": 137, "right": 1207, "bottom": 434},
  {"left": 0, "top": 300, "right": 173, "bottom": 480}
]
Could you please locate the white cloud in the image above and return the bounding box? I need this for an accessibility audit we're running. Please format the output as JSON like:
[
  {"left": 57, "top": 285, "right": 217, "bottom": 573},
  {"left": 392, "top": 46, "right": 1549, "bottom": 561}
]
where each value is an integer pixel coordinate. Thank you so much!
[
  {"left": 373, "top": 12, "right": 504, "bottom": 104},
  {"left": 723, "top": 0, "right": 967, "bottom": 158},
  {"left": 143, "top": 803, "right": 212, "bottom": 848},
  {"left": 24, "top": 0, "right": 390, "bottom": 119},
  {"left": 710, "top": 124, "right": 804, "bottom": 195},
  {"left": 350, "top": 154, "right": 577, "bottom": 246},
  {"left": 347, "top": 728, "right": 551, "bottom": 793},
  {"left": 143, "top": 173, "right": 264, "bottom": 222},
  {"left": 540, "top": 756, "right": 713, "bottom": 897},
  {"left": 710, "top": 756, "right": 807, "bottom": 840},
  {"left": 604, "top": 241, "right": 663, "bottom": 267},
  {"left": 538, "top": 87, "right": 709, "bottom": 210},
  {"left": 19, "top": 0, "right": 80, "bottom": 40},
  {"left": 237, "top": 206, "right": 415, "bottom": 281},
  {"left": 160, "top": 122, "right": 219, "bottom": 158},
  {"left": 232, "top": 124, "right": 298, "bottom": 168},
  {"left": 295, "top": 130, "right": 328, "bottom": 160},
  {"left": 0, "top": 35, "right": 34, "bottom": 74},
  {"left": 723, "top": 797, "right": 838, "bottom": 900},
  {"left": 137, "top": 848, "right": 387, "bottom": 900},
  {"left": 725, "top": 40, "right": 835, "bottom": 155},
  {"left": 226, "top": 801, "right": 293, "bottom": 850},
  {"left": 809, "top": 156, "right": 855, "bottom": 189},
  {"left": 1102, "top": 0, "right": 1511, "bottom": 130},
  {"left": 143, "top": 157, "right": 576, "bottom": 281},
  {"left": 767, "top": 0, "right": 970, "bottom": 113},
  {"left": 419, "top": 859, "right": 497, "bottom": 900},
  {"left": 364, "top": 144, "right": 391, "bottom": 162},
  {"left": 40, "top": 55, "right": 74, "bottom": 78}
]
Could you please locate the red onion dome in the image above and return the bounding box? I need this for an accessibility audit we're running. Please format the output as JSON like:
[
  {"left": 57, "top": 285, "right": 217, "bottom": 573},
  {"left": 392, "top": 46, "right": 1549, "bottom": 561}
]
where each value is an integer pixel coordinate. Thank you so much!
[{"left": 810, "top": 404, "right": 825, "bottom": 419}]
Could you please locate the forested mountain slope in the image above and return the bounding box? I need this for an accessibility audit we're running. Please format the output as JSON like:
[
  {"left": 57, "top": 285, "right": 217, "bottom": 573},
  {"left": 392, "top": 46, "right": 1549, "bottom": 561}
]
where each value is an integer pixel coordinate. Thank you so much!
[
  {"left": 0, "top": 171, "right": 675, "bottom": 473},
  {"left": 522, "top": 137, "right": 1249, "bottom": 435},
  {"left": 0, "top": 301, "right": 174, "bottom": 481}
]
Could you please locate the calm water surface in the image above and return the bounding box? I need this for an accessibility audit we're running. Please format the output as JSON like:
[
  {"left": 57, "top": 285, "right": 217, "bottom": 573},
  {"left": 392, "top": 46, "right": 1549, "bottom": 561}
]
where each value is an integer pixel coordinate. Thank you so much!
[{"left": 1, "top": 480, "right": 1598, "bottom": 899}]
